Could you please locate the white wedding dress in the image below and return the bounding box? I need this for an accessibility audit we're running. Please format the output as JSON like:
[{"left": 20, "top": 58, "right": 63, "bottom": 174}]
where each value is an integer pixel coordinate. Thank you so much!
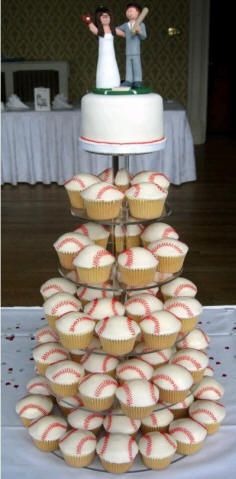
[{"left": 96, "top": 33, "right": 120, "bottom": 88}]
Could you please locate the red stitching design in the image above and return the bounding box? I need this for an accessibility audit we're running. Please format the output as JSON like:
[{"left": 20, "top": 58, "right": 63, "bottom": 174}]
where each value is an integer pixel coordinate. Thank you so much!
[
  {"left": 111, "top": 297, "right": 121, "bottom": 315},
  {"left": 77, "top": 224, "right": 89, "bottom": 236},
  {"left": 143, "top": 434, "right": 152, "bottom": 456},
  {"left": 117, "top": 364, "right": 147, "bottom": 379},
  {"left": 92, "top": 250, "right": 113, "bottom": 267},
  {"left": 86, "top": 298, "right": 98, "bottom": 316},
  {"left": 149, "top": 172, "right": 169, "bottom": 183},
  {"left": 126, "top": 297, "right": 152, "bottom": 316},
  {"left": 150, "top": 413, "right": 158, "bottom": 426},
  {"left": 35, "top": 328, "right": 58, "bottom": 341},
  {"left": 130, "top": 418, "right": 139, "bottom": 431},
  {"left": 42, "top": 284, "right": 64, "bottom": 294},
  {"left": 144, "top": 315, "right": 160, "bottom": 334},
  {"left": 149, "top": 382, "right": 158, "bottom": 403},
  {"left": 101, "top": 355, "right": 114, "bottom": 372},
  {"left": 100, "top": 168, "right": 113, "bottom": 182},
  {"left": 155, "top": 350, "right": 169, "bottom": 361},
  {"left": 132, "top": 184, "right": 141, "bottom": 198},
  {"left": 51, "top": 300, "right": 80, "bottom": 316},
  {"left": 173, "top": 283, "right": 197, "bottom": 296},
  {"left": 171, "top": 354, "right": 202, "bottom": 370},
  {"left": 69, "top": 316, "right": 93, "bottom": 333},
  {"left": 128, "top": 436, "right": 135, "bottom": 461},
  {"left": 127, "top": 318, "right": 136, "bottom": 336},
  {"left": 27, "top": 382, "right": 50, "bottom": 393},
  {"left": 83, "top": 413, "right": 103, "bottom": 429},
  {"left": 149, "top": 241, "right": 184, "bottom": 255},
  {"left": 52, "top": 367, "right": 82, "bottom": 381},
  {"left": 96, "top": 317, "right": 109, "bottom": 336},
  {"left": 190, "top": 408, "right": 217, "bottom": 422},
  {"left": 41, "top": 347, "right": 68, "bottom": 362},
  {"left": 121, "top": 382, "right": 133, "bottom": 406},
  {"left": 195, "top": 386, "right": 222, "bottom": 399},
  {"left": 105, "top": 415, "right": 112, "bottom": 431},
  {"left": 163, "top": 226, "right": 177, "bottom": 238},
  {"left": 55, "top": 237, "right": 86, "bottom": 250},
  {"left": 162, "top": 432, "right": 177, "bottom": 449},
  {"left": 123, "top": 249, "right": 134, "bottom": 268},
  {"left": 41, "top": 422, "right": 67, "bottom": 441},
  {"left": 64, "top": 177, "right": 86, "bottom": 188},
  {"left": 96, "top": 185, "right": 117, "bottom": 199},
  {"left": 94, "top": 379, "right": 117, "bottom": 398},
  {"left": 59, "top": 429, "right": 76, "bottom": 443},
  {"left": 19, "top": 404, "right": 48, "bottom": 416},
  {"left": 76, "top": 435, "right": 96, "bottom": 454},
  {"left": 152, "top": 373, "right": 178, "bottom": 390},
  {"left": 170, "top": 426, "right": 194, "bottom": 443},
  {"left": 165, "top": 301, "right": 194, "bottom": 318},
  {"left": 99, "top": 434, "right": 110, "bottom": 455}
]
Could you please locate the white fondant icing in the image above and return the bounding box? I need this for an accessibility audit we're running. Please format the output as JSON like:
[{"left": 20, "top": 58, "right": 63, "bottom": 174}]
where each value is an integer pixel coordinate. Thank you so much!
[
  {"left": 40, "top": 277, "right": 77, "bottom": 298},
  {"left": 29, "top": 415, "right": 67, "bottom": 440},
  {"left": 45, "top": 360, "right": 84, "bottom": 385}
]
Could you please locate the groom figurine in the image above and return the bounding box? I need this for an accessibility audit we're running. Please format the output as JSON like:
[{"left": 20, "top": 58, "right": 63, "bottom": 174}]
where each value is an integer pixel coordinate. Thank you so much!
[{"left": 116, "top": 2, "right": 147, "bottom": 88}]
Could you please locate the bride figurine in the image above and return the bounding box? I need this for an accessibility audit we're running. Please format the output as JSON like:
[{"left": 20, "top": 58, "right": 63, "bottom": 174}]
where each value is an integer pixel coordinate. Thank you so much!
[{"left": 83, "top": 7, "right": 121, "bottom": 89}]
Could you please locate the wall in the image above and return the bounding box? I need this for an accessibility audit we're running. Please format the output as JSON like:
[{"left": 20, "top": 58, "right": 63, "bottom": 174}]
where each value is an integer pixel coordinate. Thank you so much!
[{"left": 2, "top": 0, "right": 189, "bottom": 105}]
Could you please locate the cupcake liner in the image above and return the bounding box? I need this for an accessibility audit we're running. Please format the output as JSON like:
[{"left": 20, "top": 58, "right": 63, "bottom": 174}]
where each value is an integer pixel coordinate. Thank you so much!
[
  {"left": 204, "top": 422, "right": 220, "bottom": 435},
  {"left": 115, "top": 236, "right": 125, "bottom": 254},
  {"left": 70, "top": 353, "right": 84, "bottom": 363},
  {"left": 119, "top": 402, "right": 155, "bottom": 419},
  {"left": 118, "top": 265, "right": 156, "bottom": 286},
  {"left": 141, "top": 239, "right": 151, "bottom": 248},
  {"left": 84, "top": 199, "right": 122, "bottom": 220},
  {"left": 76, "top": 265, "right": 112, "bottom": 284},
  {"left": 100, "top": 458, "right": 133, "bottom": 473},
  {"left": 128, "top": 198, "right": 165, "bottom": 220},
  {"left": 79, "top": 393, "right": 115, "bottom": 411},
  {"left": 48, "top": 381, "right": 80, "bottom": 398},
  {"left": 45, "top": 314, "right": 57, "bottom": 331},
  {"left": 171, "top": 408, "right": 189, "bottom": 420},
  {"left": 57, "top": 252, "right": 77, "bottom": 270},
  {"left": 66, "top": 190, "right": 84, "bottom": 209},
  {"left": 32, "top": 438, "right": 59, "bottom": 452},
  {"left": 57, "top": 331, "right": 94, "bottom": 350},
  {"left": 157, "top": 255, "right": 185, "bottom": 274},
  {"left": 140, "top": 454, "right": 173, "bottom": 470},
  {"left": 180, "top": 317, "right": 198, "bottom": 333},
  {"left": 63, "top": 451, "right": 95, "bottom": 468},
  {"left": 140, "top": 424, "right": 169, "bottom": 434},
  {"left": 175, "top": 440, "right": 204, "bottom": 455},
  {"left": 34, "top": 361, "right": 50, "bottom": 375},
  {"left": 191, "top": 369, "right": 205, "bottom": 383},
  {"left": 20, "top": 416, "right": 35, "bottom": 427},
  {"left": 126, "top": 235, "right": 141, "bottom": 249},
  {"left": 99, "top": 337, "right": 136, "bottom": 356},
  {"left": 142, "top": 332, "right": 178, "bottom": 349},
  {"left": 93, "top": 238, "right": 109, "bottom": 248},
  {"left": 157, "top": 387, "right": 190, "bottom": 403}
]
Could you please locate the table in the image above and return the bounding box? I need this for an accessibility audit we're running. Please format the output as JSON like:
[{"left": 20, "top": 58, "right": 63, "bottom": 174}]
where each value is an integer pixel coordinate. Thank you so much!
[
  {"left": 1, "top": 102, "right": 196, "bottom": 186},
  {"left": 1, "top": 306, "right": 236, "bottom": 479}
]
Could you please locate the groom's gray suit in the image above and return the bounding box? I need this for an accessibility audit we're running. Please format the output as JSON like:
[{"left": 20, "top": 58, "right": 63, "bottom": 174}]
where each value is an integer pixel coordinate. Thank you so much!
[{"left": 117, "top": 21, "right": 147, "bottom": 84}]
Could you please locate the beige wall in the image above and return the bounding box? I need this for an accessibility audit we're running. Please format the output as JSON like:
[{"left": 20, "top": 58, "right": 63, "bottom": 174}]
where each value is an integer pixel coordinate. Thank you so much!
[{"left": 2, "top": 0, "right": 189, "bottom": 105}]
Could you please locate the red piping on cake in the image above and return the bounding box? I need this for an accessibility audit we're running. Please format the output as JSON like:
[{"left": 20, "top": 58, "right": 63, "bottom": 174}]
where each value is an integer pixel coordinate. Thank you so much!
[{"left": 80, "top": 136, "right": 165, "bottom": 145}]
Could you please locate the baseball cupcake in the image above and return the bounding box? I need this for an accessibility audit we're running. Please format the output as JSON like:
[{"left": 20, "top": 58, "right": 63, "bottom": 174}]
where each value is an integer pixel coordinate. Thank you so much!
[
  {"left": 116, "top": 379, "right": 159, "bottom": 419},
  {"left": 141, "top": 405, "right": 174, "bottom": 433},
  {"left": 40, "top": 277, "right": 77, "bottom": 300},
  {"left": 164, "top": 297, "right": 203, "bottom": 333},
  {"left": 96, "top": 433, "right": 138, "bottom": 473},
  {"left": 45, "top": 360, "right": 85, "bottom": 397},
  {"left": 192, "top": 377, "right": 224, "bottom": 401},
  {"left": 67, "top": 409, "right": 103, "bottom": 434},
  {"left": 116, "top": 358, "right": 154, "bottom": 382},
  {"left": 26, "top": 376, "right": 52, "bottom": 398},
  {"left": 160, "top": 276, "right": 197, "bottom": 301},
  {"left": 32, "top": 341, "right": 70, "bottom": 375},
  {"left": 95, "top": 316, "right": 140, "bottom": 355},
  {"left": 99, "top": 167, "right": 114, "bottom": 183},
  {"left": 140, "top": 310, "right": 182, "bottom": 349},
  {"left": 35, "top": 326, "right": 59, "bottom": 344},
  {"left": 56, "top": 395, "right": 83, "bottom": 416},
  {"left": 139, "top": 431, "right": 177, "bottom": 469},
  {"left": 126, "top": 183, "right": 168, "bottom": 220},
  {"left": 81, "top": 182, "right": 124, "bottom": 220},
  {"left": 169, "top": 417, "right": 207, "bottom": 454},
  {"left": 59, "top": 429, "right": 96, "bottom": 468},
  {"left": 152, "top": 364, "right": 193, "bottom": 403},
  {"left": 55, "top": 311, "right": 96, "bottom": 349},
  {"left": 148, "top": 238, "right": 189, "bottom": 273},
  {"left": 53, "top": 232, "right": 93, "bottom": 270},
  {"left": 16, "top": 394, "right": 53, "bottom": 427},
  {"left": 103, "top": 408, "right": 141, "bottom": 435},
  {"left": 28, "top": 415, "right": 67, "bottom": 451},
  {"left": 189, "top": 400, "right": 226, "bottom": 434},
  {"left": 74, "top": 222, "right": 110, "bottom": 248},
  {"left": 78, "top": 373, "right": 118, "bottom": 411},
  {"left": 125, "top": 294, "right": 163, "bottom": 323},
  {"left": 73, "top": 244, "right": 115, "bottom": 284},
  {"left": 80, "top": 350, "right": 119, "bottom": 376},
  {"left": 141, "top": 222, "right": 179, "bottom": 247},
  {"left": 84, "top": 297, "right": 125, "bottom": 321},
  {"left": 117, "top": 247, "right": 158, "bottom": 286},
  {"left": 170, "top": 348, "right": 209, "bottom": 383},
  {"left": 43, "top": 292, "right": 82, "bottom": 330},
  {"left": 64, "top": 173, "right": 100, "bottom": 209},
  {"left": 133, "top": 343, "right": 174, "bottom": 367},
  {"left": 76, "top": 283, "right": 115, "bottom": 306},
  {"left": 131, "top": 171, "right": 170, "bottom": 190},
  {"left": 176, "top": 328, "right": 210, "bottom": 350}
]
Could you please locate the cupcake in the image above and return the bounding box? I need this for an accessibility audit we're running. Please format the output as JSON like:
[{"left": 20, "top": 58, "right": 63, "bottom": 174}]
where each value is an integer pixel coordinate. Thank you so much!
[
  {"left": 96, "top": 433, "right": 138, "bottom": 473},
  {"left": 29, "top": 415, "right": 67, "bottom": 451},
  {"left": 69, "top": 336, "right": 101, "bottom": 363},
  {"left": 80, "top": 350, "right": 119, "bottom": 376},
  {"left": 35, "top": 326, "right": 59, "bottom": 344},
  {"left": 164, "top": 297, "right": 203, "bottom": 333},
  {"left": 56, "top": 395, "right": 84, "bottom": 416},
  {"left": 67, "top": 408, "right": 103, "bottom": 434},
  {"left": 55, "top": 311, "right": 95, "bottom": 349},
  {"left": 16, "top": 394, "right": 53, "bottom": 427},
  {"left": 45, "top": 360, "right": 85, "bottom": 397},
  {"left": 59, "top": 429, "right": 96, "bottom": 467},
  {"left": 170, "top": 348, "right": 209, "bottom": 383},
  {"left": 115, "top": 168, "right": 131, "bottom": 192},
  {"left": 126, "top": 183, "right": 168, "bottom": 220},
  {"left": 148, "top": 238, "right": 189, "bottom": 273},
  {"left": 76, "top": 283, "right": 116, "bottom": 306},
  {"left": 140, "top": 310, "right": 182, "bottom": 349},
  {"left": 125, "top": 294, "right": 163, "bottom": 323},
  {"left": 117, "top": 247, "right": 158, "bottom": 286},
  {"left": 54, "top": 232, "right": 94, "bottom": 270},
  {"left": 81, "top": 182, "right": 124, "bottom": 220},
  {"left": 126, "top": 223, "right": 143, "bottom": 248},
  {"left": 152, "top": 364, "right": 193, "bottom": 403},
  {"left": 74, "top": 222, "right": 110, "bottom": 248},
  {"left": 99, "top": 167, "right": 114, "bottom": 183},
  {"left": 141, "top": 405, "right": 174, "bottom": 433},
  {"left": 43, "top": 292, "right": 82, "bottom": 330},
  {"left": 163, "top": 393, "right": 194, "bottom": 419},
  {"left": 116, "top": 379, "right": 159, "bottom": 419},
  {"left": 176, "top": 328, "right": 210, "bottom": 350},
  {"left": 26, "top": 376, "right": 52, "bottom": 397},
  {"left": 127, "top": 282, "right": 159, "bottom": 298},
  {"left": 103, "top": 408, "right": 141, "bottom": 435},
  {"left": 131, "top": 171, "right": 170, "bottom": 190},
  {"left": 84, "top": 297, "right": 125, "bottom": 321},
  {"left": 141, "top": 222, "right": 179, "bottom": 247},
  {"left": 192, "top": 377, "right": 224, "bottom": 401},
  {"left": 95, "top": 316, "right": 140, "bottom": 356},
  {"left": 64, "top": 173, "right": 100, "bottom": 209},
  {"left": 73, "top": 244, "right": 115, "bottom": 284},
  {"left": 133, "top": 343, "right": 174, "bottom": 367},
  {"left": 169, "top": 418, "right": 207, "bottom": 454},
  {"left": 189, "top": 400, "right": 226, "bottom": 434},
  {"left": 116, "top": 358, "right": 154, "bottom": 382},
  {"left": 40, "top": 277, "right": 77, "bottom": 300},
  {"left": 139, "top": 431, "right": 177, "bottom": 469},
  {"left": 160, "top": 276, "right": 197, "bottom": 301},
  {"left": 78, "top": 373, "right": 118, "bottom": 411},
  {"left": 32, "top": 341, "right": 70, "bottom": 375}
]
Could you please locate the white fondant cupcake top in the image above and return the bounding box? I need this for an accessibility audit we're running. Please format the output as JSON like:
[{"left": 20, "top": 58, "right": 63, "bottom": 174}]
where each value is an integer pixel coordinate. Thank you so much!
[
  {"left": 115, "top": 168, "right": 131, "bottom": 186},
  {"left": 125, "top": 294, "right": 163, "bottom": 317},
  {"left": 126, "top": 182, "right": 167, "bottom": 200},
  {"left": 77, "top": 284, "right": 114, "bottom": 301},
  {"left": 170, "top": 348, "right": 209, "bottom": 371},
  {"left": 43, "top": 292, "right": 81, "bottom": 316},
  {"left": 80, "top": 350, "right": 119, "bottom": 373},
  {"left": 141, "top": 223, "right": 179, "bottom": 243},
  {"left": 35, "top": 326, "right": 59, "bottom": 344},
  {"left": 45, "top": 360, "right": 84, "bottom": 385},
  {"left": 95, "top": 316, "right": 140, "bottom": 340},
  {"left": 141, "top": 404, "right": 174, "bottom": 427},
  {"left": 148, "top": 239, "right": 188, "bottom": 258},
  {"left": 96, "top": 433, "right": 138, "bottom": 463},
  {"left": 204, "top": 366, "right": 214, "bottom": 377},
  {"left": 55, "top": 311, "right": 95, "bottom": 335},
  {"left": 131, "top": 171, "right": 170, "bottom": 189},
  {"left": 78, "top": 373, "right": 118, "bottom": 399},
  {"left": 127, "top": 283, "right": 159, "bottom": 297},
  {"left": 193, "top": 377, "right": 224, "bottom": 400},
  {"left": 67, "top": 409, "right": 104, "bottom": 430},
  {"left": 164, "top": 297, "right": 203, "bottom": 318},
  {"left": 64, "top": 173, "right": 100, "bottom": 191},
  {"left": 164, "top": 393, "right": 194, "bottom": 411},
  {"left": 33, "top": 341, "right": 69, "bottom": 365},
  {"left": 40, "top": 277, "right": 77, "bottom": 298},
  {"left": 116, "top": 359, "right": 154, "bottom": 381},
  {"left": 126, "top": 223, "right": 144, "bottom": 236},
  {"left": 84, "top": 297, "right": 125, "bottom": 320},
  {"left": 99, "top": 168, "right": 114, "bottom": 184},
  {"left": 161, "top": 277, "right": 197, "bottom": 298},
  {"left": 118, "top": 247, "right": 158, "bottom": 270},
  {"left": 116, "top": 379, "right": 159, "bottom": 407},
  {"left": 73, "top": 245, "right": 115, "bottom": 268},
  {"left": 59, "top": 429, "right": 96, "bottom": 456},
  {"left": 103, "top": 409, "right": 141, "bottom": 434},
  {"left": 57, "top": 396, "right": 83, "bottom": 409},
  {"left": 74, "top": 222, "right": 110, "bottom": 240},
  {"left": 140, "top": 310, "right": 182, "bottom": 335},
  {"left": 133, "top": 343, "right": 174, "bottom": 366},
  {"left": 139, "top": 432, "right": 177, "bottom": 458},
  {"left": 152, "top": 364, "right": 193, "bottom": 390},
  {"left": 26, "top": 376, "right": 51, "bottom": 396},
  {"left": 189, "top": 400, "right": 226, "bottom": 424},
  {"left": 54, "top": 232, "right": 93, "bottom": 253},
  {"left": 29, "top": 415, "right": 67, "bottom": 440},
  {"left": 81, "top": 182, "right": 124, "bottom": 201},
  {"left": 177, "top": 328, "right": 209, "bottom": 350},
  {"left": 16, "top": 394, "right": 53, "bottom": 419},
  {"left": 169, "top": 418, "right": 207, "bottom": 443}
]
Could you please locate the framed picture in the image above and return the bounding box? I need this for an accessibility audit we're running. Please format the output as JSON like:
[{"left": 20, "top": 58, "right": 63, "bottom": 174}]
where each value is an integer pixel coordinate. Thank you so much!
[{"left": 34, "top": 87, "right": 51, "bottom": 111}]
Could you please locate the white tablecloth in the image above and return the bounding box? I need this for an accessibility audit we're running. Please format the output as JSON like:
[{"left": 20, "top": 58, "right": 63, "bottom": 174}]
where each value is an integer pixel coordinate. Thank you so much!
[
  {"left": 1, "top": 306, "right": 236, "bottom": 479},
  {"left": 1, "top": 102, "right": 196, "bottom": 186}
]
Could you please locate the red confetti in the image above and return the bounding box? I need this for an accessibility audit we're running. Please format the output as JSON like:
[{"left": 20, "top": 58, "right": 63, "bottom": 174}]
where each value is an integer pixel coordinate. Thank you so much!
[
  {"left": 14, "top": 385, "right": 19, "bottom": 388},
  {"left": 6, "top": 335, "right": 15, "bottom": 341}
]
